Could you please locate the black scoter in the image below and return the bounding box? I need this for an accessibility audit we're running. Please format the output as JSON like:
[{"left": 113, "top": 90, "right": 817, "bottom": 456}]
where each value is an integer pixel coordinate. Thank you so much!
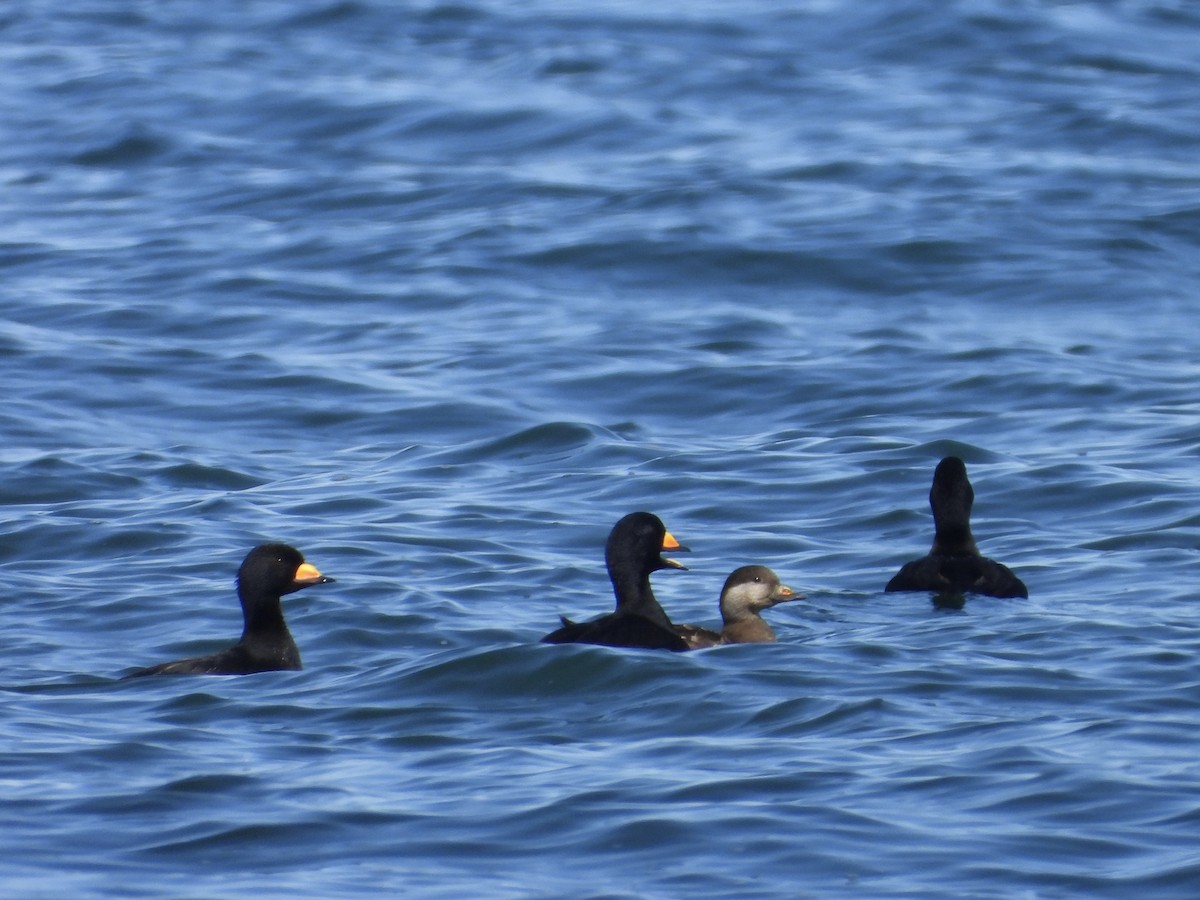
[
  {"left": 677, "top": 565, "right": 802, "bottom": 649},
  {"left": 885, "top": 456, "right": 1027, "bottom": 598},
  {"left": 125, "top": 543, "right": 333, "bottom": 677},
  {"left": 541, "top": 511, "right": 691, "bottom": 651}
]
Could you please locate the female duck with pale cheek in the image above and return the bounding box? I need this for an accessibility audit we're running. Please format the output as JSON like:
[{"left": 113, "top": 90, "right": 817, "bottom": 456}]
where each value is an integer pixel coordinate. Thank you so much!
[
  {"left": 676, "top": 566, "right": 802, "bottom": 649},
  {"left": 125, "top": 543, "right": 333, "bottom": 678}
]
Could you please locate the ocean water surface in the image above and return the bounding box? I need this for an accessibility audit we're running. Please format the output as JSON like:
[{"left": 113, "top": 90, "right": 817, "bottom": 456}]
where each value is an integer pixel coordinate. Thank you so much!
[{"left": 2, "top": 0, "right": 1200, "bottom": 896}]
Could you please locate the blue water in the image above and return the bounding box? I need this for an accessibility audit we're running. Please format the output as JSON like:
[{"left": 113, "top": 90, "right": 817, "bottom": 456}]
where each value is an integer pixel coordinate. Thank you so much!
[{"left": 3, "top": 0, "right": 1200, "bottom": 895}]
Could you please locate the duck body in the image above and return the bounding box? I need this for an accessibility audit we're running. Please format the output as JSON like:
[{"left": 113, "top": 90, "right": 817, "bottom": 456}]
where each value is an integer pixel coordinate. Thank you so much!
[
  {"left": 679, "top": 565, "right": 801, "bottom": 649},
  {"left": 885, "top": 457, "right": 1028, "bottom": 599},
  {"left": 547, "top": 612, "right": 691, "bottom": 652},
  {"left": 885, "top": 552, "right": 1027, "bottom": 599},
  {"left": 125, "top": 543, "right": 333, "bottom": 678},
  {"left": 127, "top": 641, "right": 300, "bottom": 677},
  {"left": 541, "top": 512, "right": 690, "bottom": 652},
  {"left": 673, "top": 622, "right": 722, "bottom": 649}
]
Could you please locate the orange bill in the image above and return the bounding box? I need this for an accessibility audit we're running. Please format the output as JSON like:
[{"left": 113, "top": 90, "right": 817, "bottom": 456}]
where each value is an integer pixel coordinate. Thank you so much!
[
  {"left": 293, "top": 562, "right": 333, "bottom": 585},
  {"left": 661, "top": 529, "right": 690, "bottom": 569}
]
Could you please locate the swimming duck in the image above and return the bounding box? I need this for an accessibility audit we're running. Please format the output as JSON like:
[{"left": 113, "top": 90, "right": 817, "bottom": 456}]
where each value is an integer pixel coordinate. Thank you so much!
[
  {"left": 541, "top": 511, "right": 691, "bottom": 651},
  {"left": 676, "top": 565, "right": 802, "bottom": 649},
  {"left": 125, "top": 543, "right": 333, "bottom": 677},
  {"left": 885, "top": 457, "right": 1028, "bottom": 598}
]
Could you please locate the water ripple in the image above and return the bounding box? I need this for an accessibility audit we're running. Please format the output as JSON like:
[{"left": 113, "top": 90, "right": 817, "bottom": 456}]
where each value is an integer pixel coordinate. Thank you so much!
[{"left": 3, "top": 0, "right": 1200, "bottom": 896}]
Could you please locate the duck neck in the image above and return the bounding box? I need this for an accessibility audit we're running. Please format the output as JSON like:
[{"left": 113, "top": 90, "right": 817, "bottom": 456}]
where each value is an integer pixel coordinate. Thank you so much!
[
  {"left": 723, "top": 617, "right": 775, "bottom": 643},
  {"left": 239, "top": 595, "right": 292, "bottom": 643},
  {"left": 610, "top": 570, "right": 672, "bottom": 627},
  {"left": 931, "top": 522, "right": 979, "bottom": 556}
]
